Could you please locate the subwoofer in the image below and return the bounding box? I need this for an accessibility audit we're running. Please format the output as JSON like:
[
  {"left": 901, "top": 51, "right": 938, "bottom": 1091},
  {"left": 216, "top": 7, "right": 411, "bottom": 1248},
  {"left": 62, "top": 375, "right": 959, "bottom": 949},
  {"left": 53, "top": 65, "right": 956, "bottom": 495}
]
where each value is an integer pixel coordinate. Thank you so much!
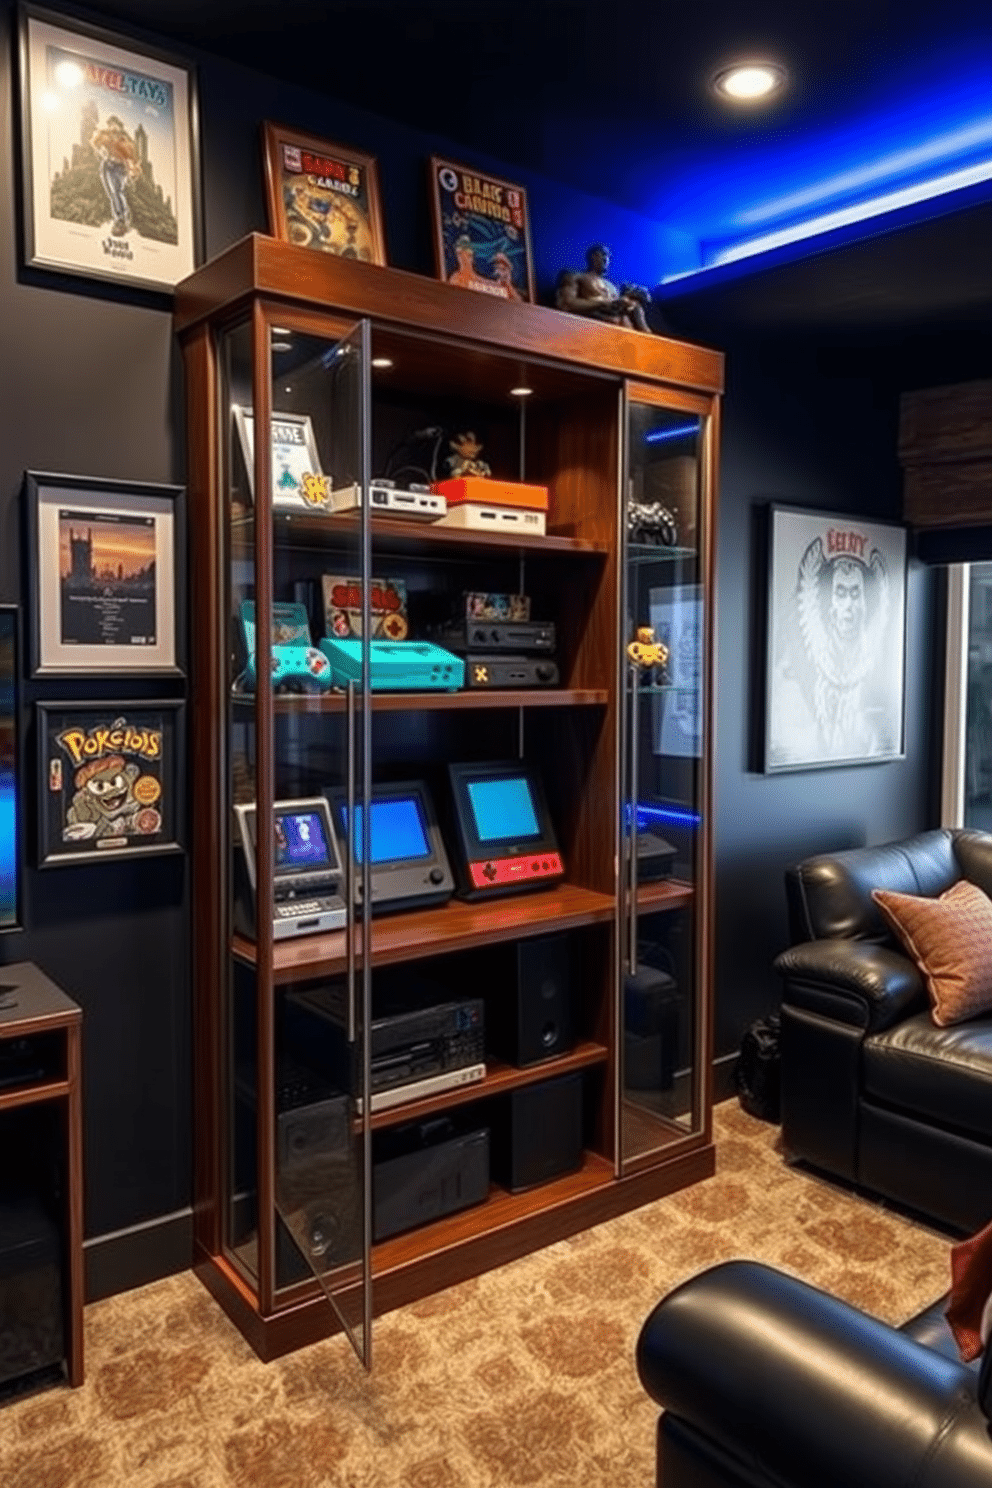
[
  {"left": 493, "top": 932, "right": 574, "bottom": 1067},
  {"left": 491, "top": 1073, "right": 583, "bottom": 1192}
]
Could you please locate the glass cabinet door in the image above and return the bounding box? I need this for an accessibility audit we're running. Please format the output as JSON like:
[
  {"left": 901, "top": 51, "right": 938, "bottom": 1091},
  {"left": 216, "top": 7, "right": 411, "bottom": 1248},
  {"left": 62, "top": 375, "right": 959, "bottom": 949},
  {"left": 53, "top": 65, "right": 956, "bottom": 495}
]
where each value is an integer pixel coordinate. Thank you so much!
[
  {"left": 220, "top": 312, "right": 374, "bottom": 1365},
  {"left": 619, "top": 390, "right": 712, "bottom": 1167}
]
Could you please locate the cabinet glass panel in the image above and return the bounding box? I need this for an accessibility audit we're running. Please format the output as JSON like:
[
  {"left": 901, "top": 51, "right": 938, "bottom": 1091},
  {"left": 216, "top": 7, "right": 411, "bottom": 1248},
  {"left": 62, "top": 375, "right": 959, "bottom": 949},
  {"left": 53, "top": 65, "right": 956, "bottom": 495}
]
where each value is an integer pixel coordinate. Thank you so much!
[
  {"left": 621, "top": 401, "right": 706, "bottom": 1163},
  {"left": 221, "top": 316, "right": 372, "bottom": 1365}
]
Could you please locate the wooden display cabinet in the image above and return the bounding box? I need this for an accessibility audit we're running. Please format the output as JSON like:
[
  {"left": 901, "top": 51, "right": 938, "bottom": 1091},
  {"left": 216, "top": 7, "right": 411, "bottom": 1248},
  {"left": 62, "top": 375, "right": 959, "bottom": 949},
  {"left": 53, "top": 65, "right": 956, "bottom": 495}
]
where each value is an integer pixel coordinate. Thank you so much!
[{"left": 175, "top": 235, "right": 722, "bottom": 1366}]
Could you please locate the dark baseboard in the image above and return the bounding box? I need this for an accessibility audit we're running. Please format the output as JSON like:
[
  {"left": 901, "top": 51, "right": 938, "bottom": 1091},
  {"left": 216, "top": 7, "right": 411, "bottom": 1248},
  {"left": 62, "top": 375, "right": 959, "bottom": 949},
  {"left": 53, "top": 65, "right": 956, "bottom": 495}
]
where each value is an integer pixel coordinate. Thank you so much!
[
  {"left": 712, "top": 1051, "right": 739, "bottom": 1104},
  {"left": 84, "top": 1207, "right": 194, "bottom": 1302}
]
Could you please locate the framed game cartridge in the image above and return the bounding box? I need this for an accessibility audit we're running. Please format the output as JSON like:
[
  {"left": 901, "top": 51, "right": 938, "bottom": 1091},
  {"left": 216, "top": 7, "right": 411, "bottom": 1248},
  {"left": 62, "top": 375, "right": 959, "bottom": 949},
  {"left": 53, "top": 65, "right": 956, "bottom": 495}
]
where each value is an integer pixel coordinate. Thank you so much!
[
  {"left": 262, "top": 121, "right": 386, "bottom": 265},
  {"left": 37, "top": 699, "right": 184, "bottom": 867}
]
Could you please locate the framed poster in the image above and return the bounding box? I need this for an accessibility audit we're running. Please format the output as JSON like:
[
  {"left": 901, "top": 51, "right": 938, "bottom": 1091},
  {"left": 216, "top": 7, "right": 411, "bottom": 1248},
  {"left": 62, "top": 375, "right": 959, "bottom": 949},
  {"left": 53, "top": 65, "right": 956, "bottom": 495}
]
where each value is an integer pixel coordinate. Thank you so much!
[
  {"left": 17, "top": 5, "right": 202, "bottom": 292},
  {"left": 231, "top": 407, "right": 331, "bottom": 512},
  {"left": 262, "top": 122, "right": 385, "bottom": 264},
  {"left": 764, "top": 505, "right": 907, "bottom": 772},
  {"left": 25, "top": 472, "right": 184, "bottom": 677},
  {"left": 429, "top": 156, "right": 534, "bottom": 304},
  {"left": 37, "top": 699, "right": 184, "bottom": 867},
  {"left": 650, "top": 584, "right": 703, "bottom": 759}
]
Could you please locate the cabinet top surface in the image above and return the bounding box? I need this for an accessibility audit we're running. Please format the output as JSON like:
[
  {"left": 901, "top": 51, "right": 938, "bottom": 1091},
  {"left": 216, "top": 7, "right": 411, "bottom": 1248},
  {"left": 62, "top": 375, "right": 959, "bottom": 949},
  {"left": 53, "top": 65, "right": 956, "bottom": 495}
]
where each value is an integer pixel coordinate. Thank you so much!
[
  {"left": 0, "top": 962, "right": 81, "bottom": 1031},
  {"left": 174, "top": 234, "right": 723, "bottom": 396}
]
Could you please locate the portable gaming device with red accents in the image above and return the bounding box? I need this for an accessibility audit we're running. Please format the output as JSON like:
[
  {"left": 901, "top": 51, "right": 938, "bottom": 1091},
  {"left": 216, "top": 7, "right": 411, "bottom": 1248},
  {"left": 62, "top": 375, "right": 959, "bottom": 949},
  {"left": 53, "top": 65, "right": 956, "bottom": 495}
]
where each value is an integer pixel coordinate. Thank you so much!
[{"left": 446, "top": 760, "right": 564, "bottom": 900}]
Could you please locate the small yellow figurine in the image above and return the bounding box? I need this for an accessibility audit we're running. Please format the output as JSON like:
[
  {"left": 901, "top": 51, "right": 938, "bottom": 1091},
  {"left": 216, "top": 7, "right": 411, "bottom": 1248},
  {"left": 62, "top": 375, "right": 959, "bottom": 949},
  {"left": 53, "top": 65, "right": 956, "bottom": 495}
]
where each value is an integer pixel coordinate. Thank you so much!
[{"left": 627, "top": 626, "right": 668, "bottom": 679}]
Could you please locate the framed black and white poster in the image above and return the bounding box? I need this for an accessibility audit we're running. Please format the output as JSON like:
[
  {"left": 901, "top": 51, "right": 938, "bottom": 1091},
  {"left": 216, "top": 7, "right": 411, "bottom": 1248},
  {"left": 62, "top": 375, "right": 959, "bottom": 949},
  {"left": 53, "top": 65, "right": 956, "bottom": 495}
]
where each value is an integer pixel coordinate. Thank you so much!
[
  {"left": 26, "top": 472, "right": 184, "bottom": 677},
  {"left": 17, "top": 5, "right": 202, "bottom": 292},
  {"left": 37, "top": 699, "right": 184, "bottom": 866},
  {"left": 765, "top": 505, "right": 907, "bottom": 772}
]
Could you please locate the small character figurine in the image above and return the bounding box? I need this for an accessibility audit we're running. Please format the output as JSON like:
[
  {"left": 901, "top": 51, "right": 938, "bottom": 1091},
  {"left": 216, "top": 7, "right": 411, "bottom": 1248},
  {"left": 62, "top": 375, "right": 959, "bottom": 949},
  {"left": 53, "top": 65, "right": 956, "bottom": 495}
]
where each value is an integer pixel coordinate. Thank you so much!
[
  {"left": 446, "top": 431, "right": 492, "bottom": 479},
  {"left": 627, "top": 626, "right": 669, "bottom": 686}
]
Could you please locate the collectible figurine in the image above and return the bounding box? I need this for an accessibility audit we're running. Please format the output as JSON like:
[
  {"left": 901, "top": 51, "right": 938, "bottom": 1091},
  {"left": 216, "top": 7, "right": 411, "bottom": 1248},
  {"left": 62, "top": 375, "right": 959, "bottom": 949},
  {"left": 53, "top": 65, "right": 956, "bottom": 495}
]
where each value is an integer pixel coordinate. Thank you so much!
[
  {"left": 555, "top": 245, "right": 652, "bottom": 333},
  {"left": 446, "top": 432, "right": 492, "bottom": 479},
  {"left": 627, "top": 626, "right": 669, "bottom": 686}
]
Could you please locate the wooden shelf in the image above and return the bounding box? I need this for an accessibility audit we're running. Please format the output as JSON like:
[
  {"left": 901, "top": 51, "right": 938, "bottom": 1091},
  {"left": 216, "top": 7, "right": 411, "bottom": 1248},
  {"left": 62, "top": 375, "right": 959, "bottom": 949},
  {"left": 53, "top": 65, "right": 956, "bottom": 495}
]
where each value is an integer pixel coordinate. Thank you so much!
[
  {"left": 233, "top": 883, "right": 617, "bottom": 982},
  {"left": 366, "top": 1041, "right": 609, "bottom": 1133},
  {"left": 233, "top": 687, "right": 608, "bottom": 714},
  {"left": 371, "top": 1149, "right": 617, "bottom": 1273},
  {"left": 637, "top": 878, "right": 694, "bottom": 912},
  {"left": 232, "top": 508, "right": 608, "bottom": 558},
  {"left": 0, "top": 1077, "right": 71, "bottom": 1114}
]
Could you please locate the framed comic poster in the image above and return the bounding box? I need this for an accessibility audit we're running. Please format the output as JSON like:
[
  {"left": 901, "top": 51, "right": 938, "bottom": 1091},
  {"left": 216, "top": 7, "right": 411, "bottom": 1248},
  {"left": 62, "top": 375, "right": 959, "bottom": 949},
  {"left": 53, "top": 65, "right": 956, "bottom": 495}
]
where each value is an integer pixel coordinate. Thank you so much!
[
  {"left": 429, "top": 156, "right": 534, "bottom": 303},
  {"left": 231, "top": 406, "right": 331, "bottom": 512},
  {"left": 37, "top": 700, "right": 183, "bottom": 867},
  {"left": 17, "top": 5, "right": 202, "bottom": 292},
  {"left": 262, "top": 122, "right": 386, "bottom": 264},
  {"left": 765, "top": 504, "right": 907, "bottom": 772},
  {"left": 25, "top": 472, "right": 184, "bottom": 677}
]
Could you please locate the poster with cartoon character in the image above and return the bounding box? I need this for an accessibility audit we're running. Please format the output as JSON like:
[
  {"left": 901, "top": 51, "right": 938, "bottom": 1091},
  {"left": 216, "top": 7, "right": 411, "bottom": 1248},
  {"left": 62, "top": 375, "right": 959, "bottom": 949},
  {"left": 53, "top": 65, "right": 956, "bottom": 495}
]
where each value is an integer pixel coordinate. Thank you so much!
[
  {"left": 429, "top": 156, "right": 534, "bottom": 303},
  {"left": 37, "top": 701, "right": 184, "bottom": 866},
  {"left": 19, "top": 9, "right": 201, "bottom": 291}
]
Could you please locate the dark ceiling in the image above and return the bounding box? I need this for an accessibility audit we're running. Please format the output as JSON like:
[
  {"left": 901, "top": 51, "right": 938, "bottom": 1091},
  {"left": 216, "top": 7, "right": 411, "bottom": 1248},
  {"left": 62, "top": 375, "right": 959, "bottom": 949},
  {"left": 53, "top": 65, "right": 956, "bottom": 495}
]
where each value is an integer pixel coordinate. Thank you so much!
[{"left": 81, "top": 0, "right": 992, "bottom": 333}]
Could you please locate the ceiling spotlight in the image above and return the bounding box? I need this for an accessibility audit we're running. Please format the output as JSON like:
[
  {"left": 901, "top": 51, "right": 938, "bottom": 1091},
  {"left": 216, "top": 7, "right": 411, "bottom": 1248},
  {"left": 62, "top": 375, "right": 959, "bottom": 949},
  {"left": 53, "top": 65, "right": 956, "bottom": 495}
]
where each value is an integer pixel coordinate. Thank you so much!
[
  {"left": 371, "top": 357, "right": 394, "bottom": 369},
  {"left": 509, "top": 386, "right": 533, "bottom": 397},
  {"left": 713, "top": 61, "right": 785, "bottom": 102}
]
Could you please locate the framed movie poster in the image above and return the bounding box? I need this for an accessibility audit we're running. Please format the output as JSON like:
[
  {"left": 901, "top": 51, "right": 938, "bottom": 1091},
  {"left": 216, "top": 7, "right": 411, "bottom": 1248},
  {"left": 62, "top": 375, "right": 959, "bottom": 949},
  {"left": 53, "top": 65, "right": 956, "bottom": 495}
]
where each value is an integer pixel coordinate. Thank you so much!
[
  {"left": 262, "top": 122, "right": 386, "bottom": 264},
  {"left": 37, "top": 700, "right": 183, "bottom": 867},
  {"left": 429, "top": 156, "right": 534, "bottom": 304},
  {"left": 17, "top": 5, "right": 202, "bottom": 292},
  {"left": 231, "top": 406, "right": 331, "bottom": 512},
  {"left": 25, "top": 472, "right": 184, "bottom": 677},
  {"left": 764, "top": 505, "right": 907, "bottom": 772}
]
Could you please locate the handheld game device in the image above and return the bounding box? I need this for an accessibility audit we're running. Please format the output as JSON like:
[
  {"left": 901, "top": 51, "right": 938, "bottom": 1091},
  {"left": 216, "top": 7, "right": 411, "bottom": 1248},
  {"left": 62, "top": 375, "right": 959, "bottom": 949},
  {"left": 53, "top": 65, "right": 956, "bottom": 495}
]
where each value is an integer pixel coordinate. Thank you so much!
[
  {"left": 324, "top": 780, "right": 454, "bottom": 915},
  {"left": 234, "top": 796, "right": 346, "bottom": 939},
  {"left": 446, "top": 761, "right": 564, "bottom": 899}
]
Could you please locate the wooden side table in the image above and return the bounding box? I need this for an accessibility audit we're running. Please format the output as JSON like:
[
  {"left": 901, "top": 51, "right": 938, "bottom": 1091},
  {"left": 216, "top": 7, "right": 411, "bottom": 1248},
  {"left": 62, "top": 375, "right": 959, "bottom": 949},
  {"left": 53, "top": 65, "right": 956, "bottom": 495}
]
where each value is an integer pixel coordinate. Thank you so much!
[{"left": 0, "top": 962, "right": 83, "bottom": 1387}]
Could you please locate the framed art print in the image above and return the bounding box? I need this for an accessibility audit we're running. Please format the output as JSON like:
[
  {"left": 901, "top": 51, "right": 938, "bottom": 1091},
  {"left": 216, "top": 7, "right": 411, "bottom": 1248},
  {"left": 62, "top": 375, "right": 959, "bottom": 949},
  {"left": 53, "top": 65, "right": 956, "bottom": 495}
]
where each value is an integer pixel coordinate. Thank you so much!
[
  {"left": 37, "top": 699, "right": 183, "bottom": 867},
  {"left": 231, "top": 406, "right": 331, "bottom": 512},
  {"left": 262, "top": 121, "right": 386, "bottom": 264},
  {"left": 764, "top": 504, "right": 907, "bottom": 772},
  {"left": 429, "top": 156, "right": 534, "bottom": 304},
  {"left": 17, "top": 5, "right": 202, "bottom": 292},
  {"left": 25, "top": 472, "right": 185, "bottom": 677}
]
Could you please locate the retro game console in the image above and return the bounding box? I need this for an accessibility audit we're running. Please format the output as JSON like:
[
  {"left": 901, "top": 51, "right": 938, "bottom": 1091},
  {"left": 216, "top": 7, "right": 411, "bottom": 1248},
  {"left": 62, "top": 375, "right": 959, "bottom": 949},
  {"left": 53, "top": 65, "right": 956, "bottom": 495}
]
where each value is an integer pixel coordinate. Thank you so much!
[
  {"left": 330, "top": 481, "right": 447, "bottom": 520},
  {"left": 464, "top": 656, "right": 560, "bottom": 688},
  {"left": 446, "top": 760, "right": 564, "bottom": 899},
  {"left": 324, "top": 779, "right": 455, "bottom": 914},
  {"left": 434, "top": 619, "right": 556, "bottom": 654},
  {"left": 434, "top": 503, "right": 546, "bottom": 536},
  {"left": 318, "top": 637, "right": 465, "bottom": 691},
  {"left": 234, "top": 796, "right": 347, "bottom": 939},
  {"left": 238, "top": 601, "right": 333, "bottom": 693}
]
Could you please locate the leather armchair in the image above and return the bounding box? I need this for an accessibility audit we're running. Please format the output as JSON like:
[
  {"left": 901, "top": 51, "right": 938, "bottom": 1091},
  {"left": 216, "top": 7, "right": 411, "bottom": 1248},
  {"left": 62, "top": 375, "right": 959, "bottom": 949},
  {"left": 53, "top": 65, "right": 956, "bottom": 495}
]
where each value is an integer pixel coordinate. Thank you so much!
[
  {"left": 637, "top": 1260, "right": 992, "bottom": 1488},
  {"left": 774, "top": 828, "right": 992, "bottom": 1234}
]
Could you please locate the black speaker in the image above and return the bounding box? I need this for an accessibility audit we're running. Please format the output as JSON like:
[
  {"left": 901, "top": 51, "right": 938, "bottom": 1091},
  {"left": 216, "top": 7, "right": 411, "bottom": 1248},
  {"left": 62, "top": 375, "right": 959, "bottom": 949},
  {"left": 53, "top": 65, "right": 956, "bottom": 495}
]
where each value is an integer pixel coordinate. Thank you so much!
[
  {"left": 624, "top": 967, "right": 678, "bottom": 1092},
  {"left": 275, "top": 1095, "right": 362, "bottom": 1271},
  {"left": 492, "top": 1073, "right": 583, "bottom": 1192},
  {"left": 491, "top": 932, "right": 574, "bottom": 1067}
]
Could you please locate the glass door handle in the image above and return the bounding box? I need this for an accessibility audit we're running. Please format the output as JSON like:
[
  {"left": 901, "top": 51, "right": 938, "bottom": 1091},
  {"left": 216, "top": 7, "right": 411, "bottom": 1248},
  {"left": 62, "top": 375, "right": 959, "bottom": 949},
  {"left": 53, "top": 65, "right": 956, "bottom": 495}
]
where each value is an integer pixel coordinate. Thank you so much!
[
  {"left": 628, "top": 661, "right": 640, "bottom": 977},
  {"left": 346, "top": 679, "right": 357, "bottom": 1044}
]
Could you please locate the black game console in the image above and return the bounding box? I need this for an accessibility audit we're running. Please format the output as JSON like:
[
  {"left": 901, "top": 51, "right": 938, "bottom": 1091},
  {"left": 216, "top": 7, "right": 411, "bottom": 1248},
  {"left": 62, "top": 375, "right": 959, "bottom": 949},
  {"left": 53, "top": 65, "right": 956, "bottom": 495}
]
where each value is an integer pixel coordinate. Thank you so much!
[
  {"left": 373, "top": 1117, "right": 489, "bottom": 1241},
  {"left": 464, "top": 655, "right": 560, "bottom": 688},
  {"left": 434, "top": 619, "right": 556, "bottom": 654}
]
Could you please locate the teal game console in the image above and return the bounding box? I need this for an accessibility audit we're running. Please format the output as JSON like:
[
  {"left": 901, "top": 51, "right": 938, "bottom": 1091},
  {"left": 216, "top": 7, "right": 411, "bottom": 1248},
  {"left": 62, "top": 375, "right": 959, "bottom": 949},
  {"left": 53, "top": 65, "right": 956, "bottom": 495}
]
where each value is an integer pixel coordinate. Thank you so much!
[{"left": 318, "top": 637, "right": 465, "bottom": 691}]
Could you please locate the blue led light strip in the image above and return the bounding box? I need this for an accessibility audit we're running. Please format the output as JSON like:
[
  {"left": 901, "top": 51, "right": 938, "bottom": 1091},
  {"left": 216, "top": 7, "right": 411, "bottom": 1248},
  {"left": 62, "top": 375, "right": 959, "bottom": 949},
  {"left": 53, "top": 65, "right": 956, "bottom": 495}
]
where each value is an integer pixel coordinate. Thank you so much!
[
  {"left": 645, "top": 422, "right": 699, "bottom": 444},
  {"left": 628, "top": 803, "right": 702, "bottom": 829}
]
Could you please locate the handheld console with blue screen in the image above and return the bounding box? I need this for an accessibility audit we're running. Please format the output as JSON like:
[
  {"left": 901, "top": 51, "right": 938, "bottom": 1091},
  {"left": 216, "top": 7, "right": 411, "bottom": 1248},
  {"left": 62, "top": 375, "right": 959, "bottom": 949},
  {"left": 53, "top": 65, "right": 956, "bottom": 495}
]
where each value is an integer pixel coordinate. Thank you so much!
[
  {"left": 447, "top": 761, "right": 564, "bottom": 899},
  {"left": 233, "top": 796, "right": 346, "bottom": 939},
  {"left": 324, "top": 780, "right": 454, "bottom": 915}
]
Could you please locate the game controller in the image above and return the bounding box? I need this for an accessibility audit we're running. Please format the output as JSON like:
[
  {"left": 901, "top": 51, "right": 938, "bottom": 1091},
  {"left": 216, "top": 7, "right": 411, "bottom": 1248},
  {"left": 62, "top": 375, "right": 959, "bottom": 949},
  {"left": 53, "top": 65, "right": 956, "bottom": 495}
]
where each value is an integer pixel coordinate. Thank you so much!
[{"left": 240, "top": 643, "right": 334, "bottom": 694}]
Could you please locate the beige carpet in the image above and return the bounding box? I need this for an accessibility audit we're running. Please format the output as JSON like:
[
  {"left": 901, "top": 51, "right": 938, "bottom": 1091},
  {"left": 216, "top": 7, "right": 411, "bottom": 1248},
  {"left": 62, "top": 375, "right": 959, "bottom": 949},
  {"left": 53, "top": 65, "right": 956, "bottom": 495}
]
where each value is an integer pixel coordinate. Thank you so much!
[{"left": 0, "top": 1102, "right": 952, "bottom": 1488}]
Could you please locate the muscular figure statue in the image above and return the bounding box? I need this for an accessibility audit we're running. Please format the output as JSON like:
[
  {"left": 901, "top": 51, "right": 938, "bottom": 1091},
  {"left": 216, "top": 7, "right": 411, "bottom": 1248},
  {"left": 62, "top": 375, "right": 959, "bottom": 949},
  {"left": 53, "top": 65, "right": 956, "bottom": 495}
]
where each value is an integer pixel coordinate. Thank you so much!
[{"left": 555, "top": 245, "right": 651, "bottom": 332}]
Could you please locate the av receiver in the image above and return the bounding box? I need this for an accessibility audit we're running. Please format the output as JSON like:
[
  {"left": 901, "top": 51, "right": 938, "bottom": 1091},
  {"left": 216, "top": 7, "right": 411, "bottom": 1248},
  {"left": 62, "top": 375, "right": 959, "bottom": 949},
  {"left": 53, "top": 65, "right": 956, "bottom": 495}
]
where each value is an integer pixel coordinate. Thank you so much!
[
  {"left": 464, "top": 655, "right": 559, "bottom": 688},
  {"left": 433, "top": 620, "right": 556, "bottom": 654}
]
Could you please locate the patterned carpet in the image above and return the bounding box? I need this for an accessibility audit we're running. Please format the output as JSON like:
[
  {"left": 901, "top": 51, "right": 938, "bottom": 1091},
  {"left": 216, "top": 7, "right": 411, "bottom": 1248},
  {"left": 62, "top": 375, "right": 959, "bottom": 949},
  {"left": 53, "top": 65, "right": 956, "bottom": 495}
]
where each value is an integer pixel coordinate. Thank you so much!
[{"left": 0, "top": 1102, "right": 953, "bottom": 1488}]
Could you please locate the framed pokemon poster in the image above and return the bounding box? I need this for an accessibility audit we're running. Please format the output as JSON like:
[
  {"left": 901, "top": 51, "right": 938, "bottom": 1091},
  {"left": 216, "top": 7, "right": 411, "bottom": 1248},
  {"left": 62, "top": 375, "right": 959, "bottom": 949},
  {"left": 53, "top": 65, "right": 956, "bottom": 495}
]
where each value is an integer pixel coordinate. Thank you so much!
[
  {"left": 17, "top": 5, "right": 202, "bottom": 292},
  {"left": 262, "top": 121, "right": 386, "bottom": 264},
  {"left": 37, "top": 700, "right": 184, "bottom": 867}
]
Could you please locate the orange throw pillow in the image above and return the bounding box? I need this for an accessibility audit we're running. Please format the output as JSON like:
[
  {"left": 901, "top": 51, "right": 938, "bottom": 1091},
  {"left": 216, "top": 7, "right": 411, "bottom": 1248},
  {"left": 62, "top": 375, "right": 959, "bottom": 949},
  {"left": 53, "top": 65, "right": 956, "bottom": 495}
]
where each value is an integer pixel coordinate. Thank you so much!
[
  {"left": 946, "top": 1214, "right": 992, "bottom": 1362},
  {"left": 872, "top": 879, "right": 992, "bottom": 1027}
]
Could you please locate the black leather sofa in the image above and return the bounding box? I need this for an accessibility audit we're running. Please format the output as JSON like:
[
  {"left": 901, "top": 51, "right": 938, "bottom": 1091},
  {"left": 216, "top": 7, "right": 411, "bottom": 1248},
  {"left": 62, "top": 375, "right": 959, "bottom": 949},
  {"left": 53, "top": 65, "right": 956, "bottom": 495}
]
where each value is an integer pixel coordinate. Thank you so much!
[
  {"left": 774, "top": 828, "right": 992, "bottom": 1234},
  {"left": 636, "top": 1260, "right": 992, "bottom": 1488}
]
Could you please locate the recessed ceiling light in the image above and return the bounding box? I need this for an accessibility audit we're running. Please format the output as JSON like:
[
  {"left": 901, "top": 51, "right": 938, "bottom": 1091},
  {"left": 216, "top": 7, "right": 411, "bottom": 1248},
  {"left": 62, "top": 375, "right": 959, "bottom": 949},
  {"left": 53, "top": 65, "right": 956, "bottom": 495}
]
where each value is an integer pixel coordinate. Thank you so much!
[
  {"left": 713, "top": 61, "right": 785, "bottom": 102},
  {"left": 371, "top": 357, "right": 394, "bottom": 369},
  {"left": 509, "top": 386, "right": 533, "bottom": 397}
]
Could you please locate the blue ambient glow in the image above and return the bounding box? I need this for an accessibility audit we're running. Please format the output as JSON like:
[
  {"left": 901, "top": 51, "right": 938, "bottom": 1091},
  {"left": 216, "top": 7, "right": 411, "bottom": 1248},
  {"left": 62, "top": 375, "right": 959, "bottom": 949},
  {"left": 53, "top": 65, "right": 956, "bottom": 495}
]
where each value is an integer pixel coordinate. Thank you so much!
[
  {"left": 628, "top": 804, "right": 701, "bottom": 830},
  {"left": 645, "top": 422, "right": 699, "bottom": 445}
]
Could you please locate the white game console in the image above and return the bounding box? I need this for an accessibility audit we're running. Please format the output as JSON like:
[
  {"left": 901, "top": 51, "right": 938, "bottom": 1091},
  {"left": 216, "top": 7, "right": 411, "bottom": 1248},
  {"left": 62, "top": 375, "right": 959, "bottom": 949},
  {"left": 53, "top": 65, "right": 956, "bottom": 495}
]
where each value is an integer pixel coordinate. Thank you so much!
[
  {"left": 330, "top": 481, "right": 447, "bottom": 520},
  {"left": 435, "top": 502, "right": 547, "bottom": 536}
]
